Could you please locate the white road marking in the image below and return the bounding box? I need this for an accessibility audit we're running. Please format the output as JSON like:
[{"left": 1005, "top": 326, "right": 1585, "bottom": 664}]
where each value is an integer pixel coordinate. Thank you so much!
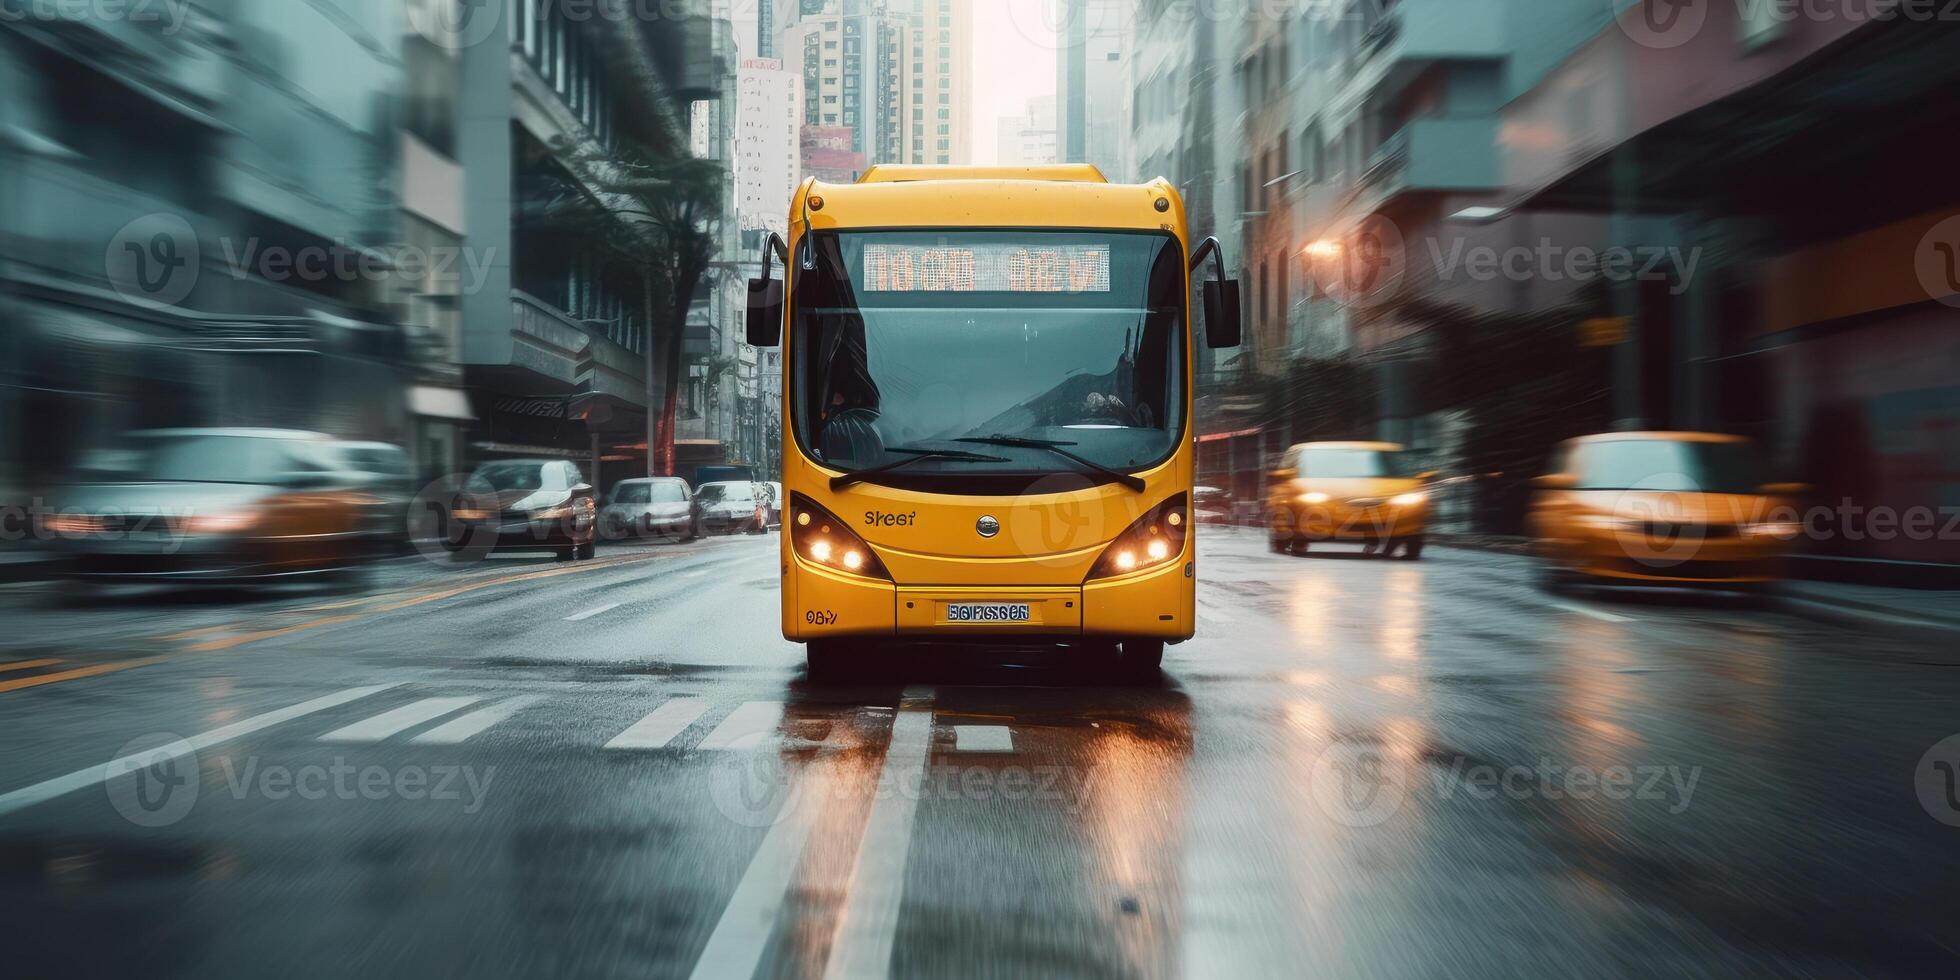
[
  {"left": 411, "top": 696, "right": 543, "bottom": 745},
  {"left": 603, "top": 698, "right": 710, "bottom": 751},
  {"left": 564, "top": 601, "right": 623, "bottom": 622},
  {"left": 685, "top": 754, "right": 839, "bottom": 980},
  {"left": 822, "top": 686, "right": 936, "bottom": 980},
  {"left": 318, "top": 696, "right": 479, "bottom": 743},
  {"left": 697, "top": 700, "right": 785, "bottom": 750},
  {"left": 1550, "top": 601, "right": 1634, "bottom": 624},
  {"left": 952, "top": 724, "right": 1013, "bottom": 753},
  {"left": 0, "top": 684, "right": 398, "bottom": 817}
]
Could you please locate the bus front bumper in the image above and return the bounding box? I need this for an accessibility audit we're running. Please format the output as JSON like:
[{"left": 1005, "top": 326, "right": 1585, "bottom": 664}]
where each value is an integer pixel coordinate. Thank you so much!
[{"left": 786, "top": 555, "right": 1194, "bottom": 642}]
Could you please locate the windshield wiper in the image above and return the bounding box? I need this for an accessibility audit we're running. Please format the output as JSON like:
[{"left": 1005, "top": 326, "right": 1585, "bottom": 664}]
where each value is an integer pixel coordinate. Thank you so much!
[
  {"left": 953, "top": 435, "right": 1147, "bottom": 492},
  {"left": 829, "top": 448, "right": 1011, "bottom": 491}
]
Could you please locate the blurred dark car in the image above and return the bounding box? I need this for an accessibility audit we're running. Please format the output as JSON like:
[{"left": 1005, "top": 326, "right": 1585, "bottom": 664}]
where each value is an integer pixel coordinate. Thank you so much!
[
  {"left": 46, "top": 428, "right": 375, "bottom": 584},
  {"left": 326, "top": 440, "right": 415, "bottom": 552},
  {"left": 600, "top": 477, "right": 696, "bottom": 542},
  {"left": 694, "top": 481, "right": 767, "bottom": 535},
  {"left": 450, "top": 459, "right": 597, "bottom": 561}
]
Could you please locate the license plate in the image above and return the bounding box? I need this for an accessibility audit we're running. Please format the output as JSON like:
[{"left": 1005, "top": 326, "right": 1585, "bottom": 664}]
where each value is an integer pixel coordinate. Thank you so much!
[{"left": 945, "top": 602, "right": 1032, "bottom": 623}]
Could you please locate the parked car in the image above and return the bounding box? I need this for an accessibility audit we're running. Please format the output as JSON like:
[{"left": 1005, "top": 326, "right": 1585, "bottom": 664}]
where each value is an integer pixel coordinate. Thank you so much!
[
  {"left": 600, "top": 477, "right": 696, "bottom": 542},
  {"left": 1266, "top": 442, "right": 1436, "bottom": 558},
  {"left": 450, "top": 459, "right": 597, "bottom": 561},
  {"left": 46, "top": 428, "right": 374, "bottom": 584},
  {"left": 693, "top": 481, "right": 767, "bottom": 535},
  {"left": 761, "top": 481, "right": 785, "bottom": 529},
  {"left": 1527, "top": 432, "right": 1805, "bottom": 591},
  {"left": 325, "top": 440, "right": 414, "bottom": 552},
  {"left": 1193, "top": 485, "right": 1233, "bottom": 525}
]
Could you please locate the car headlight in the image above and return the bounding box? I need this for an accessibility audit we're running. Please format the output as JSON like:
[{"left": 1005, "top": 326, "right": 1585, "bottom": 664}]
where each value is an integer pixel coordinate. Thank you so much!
[
  {"left": 1389, "top": 492, "right": 1428, "bottom": 507},
  {"left": 450, "top": 507, "right": 490, "bottom": 522},
  {"left": 1298, "top": 492, "right": 1330, "bottom": 505},
  {"left": 1087, "top": 494, "right": 1189, "bottom": 581},
  {"left": 790, "top": 493, "right": 891, "bottom": 580},
  {"left": 532, "top": 499, "right": 592, "bottom": 522},
  {"left": 182, "top": 510, "right": 260, "bottom": 534},
  {"left": 1742, "top": 521, "right": 1802, "bottom": 540}
]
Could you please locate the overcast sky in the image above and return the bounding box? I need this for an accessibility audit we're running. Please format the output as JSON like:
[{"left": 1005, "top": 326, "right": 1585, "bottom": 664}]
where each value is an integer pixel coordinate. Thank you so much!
[{"left": 970, "top": 0, "right": 1061, "bottom": 164}]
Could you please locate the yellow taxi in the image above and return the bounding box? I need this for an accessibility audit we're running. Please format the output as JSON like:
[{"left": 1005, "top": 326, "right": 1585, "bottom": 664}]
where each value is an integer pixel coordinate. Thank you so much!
[
  {"left": 1266, "top": 442, "right": 1435, "bottom": 558},
  {"left": 1527, "top": 432, "right": 1806, "bottom": 589}
]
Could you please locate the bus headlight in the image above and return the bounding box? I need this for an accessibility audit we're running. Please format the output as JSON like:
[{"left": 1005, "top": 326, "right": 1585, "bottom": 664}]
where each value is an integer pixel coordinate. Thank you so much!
[
  {"left": 790, "top": 493, "right": 891, "bottom": 581},
  {"left": 1086, "top": 494, "right": 1189, "bottom": 582}
]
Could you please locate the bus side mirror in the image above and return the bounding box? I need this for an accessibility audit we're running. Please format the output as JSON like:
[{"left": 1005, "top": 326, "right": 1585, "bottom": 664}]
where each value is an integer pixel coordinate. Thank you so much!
[
  {"left": 746, "top": 232, "right": 790, "bottom": 348},
  {"left": 1203, "top": 279, "right": 1242, "bottom": 349},
  {"left": 746, "top": 278, "right": 783, "bottom": 347}
]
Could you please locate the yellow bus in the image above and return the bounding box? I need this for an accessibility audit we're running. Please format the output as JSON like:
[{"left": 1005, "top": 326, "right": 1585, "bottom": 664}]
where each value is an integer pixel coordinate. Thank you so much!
[{"left": 744, "top": 164, "right": 1241, "bottom": 677}]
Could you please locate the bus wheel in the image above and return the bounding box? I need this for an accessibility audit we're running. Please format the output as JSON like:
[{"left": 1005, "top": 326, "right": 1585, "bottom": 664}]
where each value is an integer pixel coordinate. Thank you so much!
[
  {"left": 1118, "top": 639, "right": 1165, "bottom": 681},
  {"left": 806, "top": 640, "right": 849, "bottom": 681},
  {"left": 1401, "top": 536, "right": 1425, "bottom": 560}
]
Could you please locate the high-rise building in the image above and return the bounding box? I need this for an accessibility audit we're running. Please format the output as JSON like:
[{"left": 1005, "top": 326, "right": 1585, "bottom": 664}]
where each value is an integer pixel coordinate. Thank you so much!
[
  {"left": 1057, "top": 0, "right": 1131, "bottom": 176},
  {"left": 783, "top": 0, "right": 970, "bottom": 174},
  {"left": 736, "top": 59, "right": 803, "bottom": 237},
  {"left": 996, "top": 96, "right": 1058, "bottom": 167}
]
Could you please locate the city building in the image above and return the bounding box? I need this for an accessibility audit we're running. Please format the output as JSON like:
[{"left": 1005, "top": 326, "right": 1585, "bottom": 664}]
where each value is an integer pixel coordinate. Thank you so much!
[
  {"left": 456, "top": 0, "right": 729, "bottom": 487},
  {"left": 1, "top": 1, "right": 413, "bottom": 499},
  {"left": 1058, "top": 0, "right": 1132, "bottom": 177},
  {"left": 783, "top": 0, "right": 972, "bottom": 171},
  {"left": 736, "top": 59, "right": 803, "bottom": 238},
  {"left": 996, "top": 96, "right": 1058, "bottom": 167}
]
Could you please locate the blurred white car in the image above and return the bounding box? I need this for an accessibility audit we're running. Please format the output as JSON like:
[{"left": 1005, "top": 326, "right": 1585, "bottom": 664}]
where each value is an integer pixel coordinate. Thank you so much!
[{"left": 600, "top": 478, "right": 696, "bottom": 542}]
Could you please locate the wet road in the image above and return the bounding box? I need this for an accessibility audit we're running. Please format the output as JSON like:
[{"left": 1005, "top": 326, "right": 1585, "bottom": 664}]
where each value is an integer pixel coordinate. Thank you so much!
[{"left": 1, "top": 529, "right": 1957, "bottom": 978}]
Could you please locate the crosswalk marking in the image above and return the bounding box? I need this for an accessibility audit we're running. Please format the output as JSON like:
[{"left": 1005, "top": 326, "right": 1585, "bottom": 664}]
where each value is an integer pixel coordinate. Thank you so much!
[
  {"left": 411, "top": 696, "right": 543, "bottom": 745},
  {"left": 604, "top": 698, "right": 710, "bottom": 751},
  {"left": 318, "top": 696, "right": 479, "bottom": 743},
  {"left": 951, "top": 724, "right": 1014, "bottom": 753},
  {"left": 696, "top": 700, "right": 784, "bottom": 750},
  {"left": 0, "top": 684, "right": 398, "bottom": 818}
]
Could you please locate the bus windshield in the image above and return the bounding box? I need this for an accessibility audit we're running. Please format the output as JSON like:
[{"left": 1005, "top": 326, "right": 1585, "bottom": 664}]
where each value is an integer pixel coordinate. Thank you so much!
[{"left": 791, "top": 229, "right": 1185, "bottom": 484}]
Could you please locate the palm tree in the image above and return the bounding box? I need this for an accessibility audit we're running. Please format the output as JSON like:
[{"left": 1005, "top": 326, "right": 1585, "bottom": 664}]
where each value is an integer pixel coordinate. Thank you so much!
[{"left": 540, "top": 138, "right": 725, "bottom": 476}]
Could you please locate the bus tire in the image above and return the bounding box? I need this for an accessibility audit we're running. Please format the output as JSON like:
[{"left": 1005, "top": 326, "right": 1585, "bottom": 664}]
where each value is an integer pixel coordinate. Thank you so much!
[
  {"left": 1401, "top": 536, "right": 1425, "bottom": 560},
  {"left": 806, "top": 640, "right": 849, "bottom": 681},
  {"left": 1119, "top": 639, "right": 1165, "bottom": 680}
]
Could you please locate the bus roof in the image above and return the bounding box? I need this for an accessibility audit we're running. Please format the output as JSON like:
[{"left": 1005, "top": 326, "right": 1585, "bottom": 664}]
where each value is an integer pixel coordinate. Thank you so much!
[
  {"left": 857, "top": 164, "right": 1109, "bottom": 184},
  {"left": 797, "top": 171, "right": 1186, "bottom": 235}
]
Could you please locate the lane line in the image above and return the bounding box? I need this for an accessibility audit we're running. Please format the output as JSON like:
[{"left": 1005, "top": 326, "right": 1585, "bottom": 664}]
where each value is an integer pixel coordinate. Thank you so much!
[
  {"left": 318, "top": 696, "right": 479, "bottom": 743},
  {"left": 686, "top": 755, "right": 834, "bottom": 980},
  {"left": 951, "top": 724, "right": 1013, "bottom": 753},
  {"left": 0, "top": 684, "right": 398, "bottom": 818},
  {"left": 0, "top": 659, "right": 64, "bottom": 674},
  {"left": 1550, "top": 601, "right": 1634, "bottom": 624},
  {"left": 822, "top": 686, "right": 936, "bottom": 980},
  {"left": 564, "top": 601, "right": 624, "bottom": 622},
  {"left": 411, "top": 696, "right": 543, "bottom": 745},
  {"left": 603, "top": 698, "right": 710, "bottom": 751},
  {"left": 697, "top": 700, "right": 785, "bottom": 751},
  {"left": 0, "top": 655, "right": 172, "bottom": 695}
]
